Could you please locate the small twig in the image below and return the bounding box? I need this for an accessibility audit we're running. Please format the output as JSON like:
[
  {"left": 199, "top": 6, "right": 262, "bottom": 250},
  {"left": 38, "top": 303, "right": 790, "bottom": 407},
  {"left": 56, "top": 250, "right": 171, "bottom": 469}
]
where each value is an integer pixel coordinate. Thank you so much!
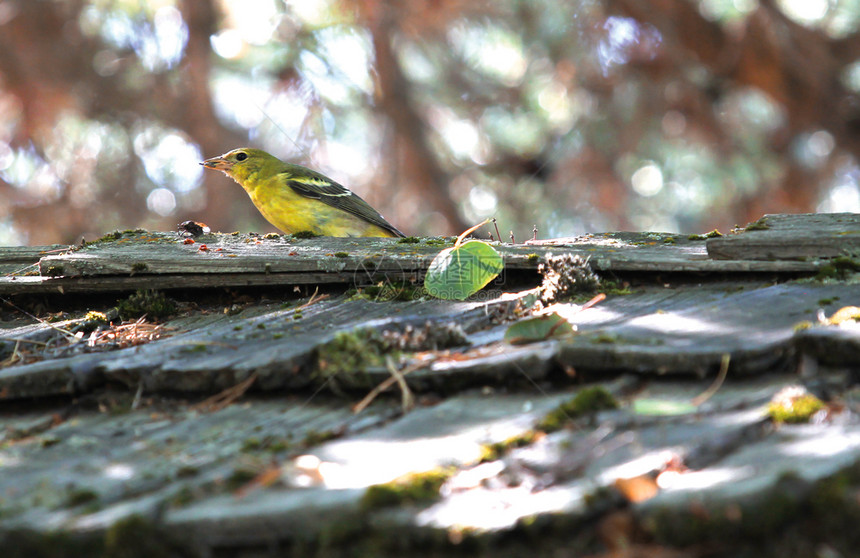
[
  {"left": 353, "top": 376, "right": 398, "bottom": 414},
  {"left": 0, "top": 340, "right": 23, "bottom": 367},
  {"left": 510, "top": 231, "right": 515, "bottom": 244},
  {"left": 532, "top": 225, "right": 538, "bottom": 241},
  {"left": 547, "top": 317, "right": 573, "bottom": 338},
  {"left": 192, "top": 373, "right": 258, "bottom": 412},
  {"left": 5, "top": 262, "right": 40, "bottom": 276},
  {"left": 38, "top": 247, "right": 74, "bottom": 255},
  {"left": 87, "top": 318, "right": 169, "bottom": 349},
  {"left": 692, "top": 354, "right": 730, "bottom": 406},
  {"left": 580, "top": 293, "right": 606, "bottom": 311},
  {"left": 234, "top": 464, "right": 283, "bottom": 499},
  {"left": 352, "top": 360, "right": 424, "bottom": 414},
  {"left": 537, "top": 293, "right": 606, "bottom": 319},
  {"left": 455, "top": 218, "right": 492, "bottom": 248},
  {"left": 296, "top": 286, "right": 329, "bottom": 311},
  {"left": 0, "top": 337, "right": 48, "bottom": 346},
  {"left": 492, "top": 218, "right": 502, "bottom": 244},
  {"left": 387, "top": 356, "right": 414, "bottom": 413},
  {"left": 131, "top": 378, "right": 145, "bottom": 410},
  {"left": 0, "top": 296, "right": 77, "bottom": 340}
]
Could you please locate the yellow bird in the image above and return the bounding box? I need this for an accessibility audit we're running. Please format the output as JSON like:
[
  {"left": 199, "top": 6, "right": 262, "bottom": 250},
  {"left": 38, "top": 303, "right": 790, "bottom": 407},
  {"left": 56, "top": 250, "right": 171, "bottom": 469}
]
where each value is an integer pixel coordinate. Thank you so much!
[{"left": 201, "top": 148, "right": 404, "bottom": 238}]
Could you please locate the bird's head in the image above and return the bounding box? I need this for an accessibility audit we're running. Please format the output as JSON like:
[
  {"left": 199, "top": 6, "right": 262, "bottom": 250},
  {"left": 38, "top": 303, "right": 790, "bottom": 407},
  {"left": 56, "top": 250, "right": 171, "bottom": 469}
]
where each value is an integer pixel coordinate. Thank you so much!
[{"left": 201, "top": 148, "right": 279, "bottom": 182}]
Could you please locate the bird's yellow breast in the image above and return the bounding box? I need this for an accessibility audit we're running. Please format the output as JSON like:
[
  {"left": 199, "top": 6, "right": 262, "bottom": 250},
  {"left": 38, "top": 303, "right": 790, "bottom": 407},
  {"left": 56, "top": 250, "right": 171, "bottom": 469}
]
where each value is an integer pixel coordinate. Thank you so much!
[{"left": 241, "top": 172, "right": 395, "bottom": 237}]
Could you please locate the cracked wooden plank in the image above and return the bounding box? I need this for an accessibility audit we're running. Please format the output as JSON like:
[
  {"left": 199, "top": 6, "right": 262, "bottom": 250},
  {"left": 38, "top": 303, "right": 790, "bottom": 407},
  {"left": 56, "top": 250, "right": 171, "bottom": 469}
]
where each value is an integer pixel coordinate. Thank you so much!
[
  {"left": 0, "top": 228, "right": 824, "bottom": 296},
  {"left": 707, "top": 212, "right": 860, "bottom": 260},
  {"left": 0, "top": 294, "right": 528, "bottom": 399},
  {"left": 6, "top": 372, "right": 854, "bottom": 557},
  {"left": 0, "top": 245, "right": 66, "bottom": 275},
  {"left": 3, "top": 278, "right": 856, "bottom": 404}
]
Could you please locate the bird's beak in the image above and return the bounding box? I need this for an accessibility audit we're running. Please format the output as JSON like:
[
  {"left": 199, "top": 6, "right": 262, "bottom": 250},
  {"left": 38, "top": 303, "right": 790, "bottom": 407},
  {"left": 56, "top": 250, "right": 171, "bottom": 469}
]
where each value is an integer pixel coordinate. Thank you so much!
[{"left": 200, "top": 155, "right": 233, "bottom": 172}]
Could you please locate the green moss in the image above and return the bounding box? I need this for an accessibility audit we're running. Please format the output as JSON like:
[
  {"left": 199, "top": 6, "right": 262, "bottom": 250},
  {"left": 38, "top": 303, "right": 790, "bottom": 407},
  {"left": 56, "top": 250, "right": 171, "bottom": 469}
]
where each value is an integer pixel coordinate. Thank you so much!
[
  {"left": 818, "top": 297, "right": 839, "bottom": 305},
  {"left": 303, "top": 429, "right": 340, "bottom": 446},
  {"left": 85, "top": 311, "right": 108, "bottom": 324},
  {"left": 833, "top": 255, "right": 860, "bottom": 275},
  {"left": 115, "top": 290, "right": 177, "bottom": 321},
  {"left": 602, "top": 280, "right": 632, "bottom": 296},
  {"left": 315, "top": 322, "right": 464, "bottom": 377},
  {"left": 397, "top": 236, "right": 421, "bottom": 244},
  {"left": 582, "top": 485, "right": 617, "bottom": 509},
  {"left": 526, "top": 253, "right": 539, "bottom": 262},
  {"left": 333, "top": 252, "right": 349, "bottom": 258},
  {"left": 745, "top": 217, "right": 771, "bottom": 231},
  {"left": 44, "top": 265, "right": 64, "bottom": 277},
  {"left": 768, "top": 394, "right": 825, "bottom": 423},
  {"left": 130, "top": 262, "right": 148, "bottom": 273},
  {"left": 40, "top": 435, "right": 60, "bottom": 447},
  {"left": 793, "top": 321, "right": 813, "bottom": 332},
  {"left": 241, "top": 437, "right": 263, "bottom": 451},
  {"left": 344, "top": 287, "right": 361, "bottom": 299},
  {"left": 536, "top": 386, "right": 619, "bottom": 432},
  {"left": 590, "top": 332, "right": 618, "bottom": 344},
  {"left": 47, "top": 312, "right": 69, "bottom": 323},
  {"left": 241, "top": 435, "right": 292, "bottom": 453},
  {"left": 292, "top": 230, "right": 321, "bottom": 239},
  {"left": 423, "top": 237, "right": 455, "bottom": 247},
  {"left": 104, "top": 514, "right": 182, "bottom": 557},
  {"left": 817, "top": 264, "right": 838, "bottom": 280},
  {"left": 662, "top": 236, "right": 677, "bottom": 244},
  {"left": 688, "top": 229, "right": 724, "bottom": 240},
  {"left": 314, "top": 328, "right": 398, "bottom": 385},
  {"left": 96, "top": 230, "right": 124, "bottom": 243},
  {"left": 266, "top": 438, "right": 291, "bottom": 452},
  {"left": 273, "top": 333, "right": 283, "bottom": 339},
  {"left": 106, "top": 396, "right": 134, "bottom": 416},
  {"left": 263, "top": 233, "right": 280, "bottom": 239},
  {"left": 813, "top": 256, "right": 860, "bottom": 281},
  {"left": 64, "top": 488, "right": 98, "bottom": 508},
  {"left": 349, "top": 281, "right": 427, "bottom": 302},
  {"left": 169, "top": 486, "right": 195, "bottom": 507},
  {"left": 360, "top": 468, "right": 453, "bottom": 511},
  {"left": 480, "top": 431, "right": 539, "bottom": 462},
  {"left": 89, "top": 229, "right": 150, "bottom": 245},
  {"left": 359, "top": 260, "right": 379, "bottom": 273},
  {"left": 224, "top": 468, "right": 258, "bottom": 491}
]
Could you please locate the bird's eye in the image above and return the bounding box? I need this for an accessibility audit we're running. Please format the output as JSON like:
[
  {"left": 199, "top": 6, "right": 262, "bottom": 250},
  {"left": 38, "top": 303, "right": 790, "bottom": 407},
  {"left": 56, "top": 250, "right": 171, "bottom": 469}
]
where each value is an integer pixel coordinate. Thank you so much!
[{"left": 235, "top": 152, "right": 248, "bottom": 162}]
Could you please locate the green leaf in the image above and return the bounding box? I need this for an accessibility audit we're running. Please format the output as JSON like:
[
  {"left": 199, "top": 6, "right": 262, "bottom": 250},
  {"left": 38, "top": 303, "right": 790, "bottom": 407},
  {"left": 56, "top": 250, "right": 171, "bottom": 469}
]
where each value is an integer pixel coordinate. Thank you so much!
[
  {"left": 632, "top": 399, "right": 698, "bottom": 416},
  {"left": 424, "top": 240, "right": 503, "bottom": 300},
  {"left": 504, "top": 313, "right": 575, "bottom": 345}
]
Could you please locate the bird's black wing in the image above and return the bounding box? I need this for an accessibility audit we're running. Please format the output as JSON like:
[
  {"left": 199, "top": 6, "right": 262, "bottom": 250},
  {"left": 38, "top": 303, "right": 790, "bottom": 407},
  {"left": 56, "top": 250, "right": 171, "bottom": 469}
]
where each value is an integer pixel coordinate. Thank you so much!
[{"left": 279, "top": 165, "right": 405, "bottom": 237}]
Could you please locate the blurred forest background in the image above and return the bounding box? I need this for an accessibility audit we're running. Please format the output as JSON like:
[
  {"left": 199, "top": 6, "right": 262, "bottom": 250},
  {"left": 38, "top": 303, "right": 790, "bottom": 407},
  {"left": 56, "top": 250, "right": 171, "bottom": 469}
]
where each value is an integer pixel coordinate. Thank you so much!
[{"left": 1, "top": 0, "right": 859, "bottom": 245}]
